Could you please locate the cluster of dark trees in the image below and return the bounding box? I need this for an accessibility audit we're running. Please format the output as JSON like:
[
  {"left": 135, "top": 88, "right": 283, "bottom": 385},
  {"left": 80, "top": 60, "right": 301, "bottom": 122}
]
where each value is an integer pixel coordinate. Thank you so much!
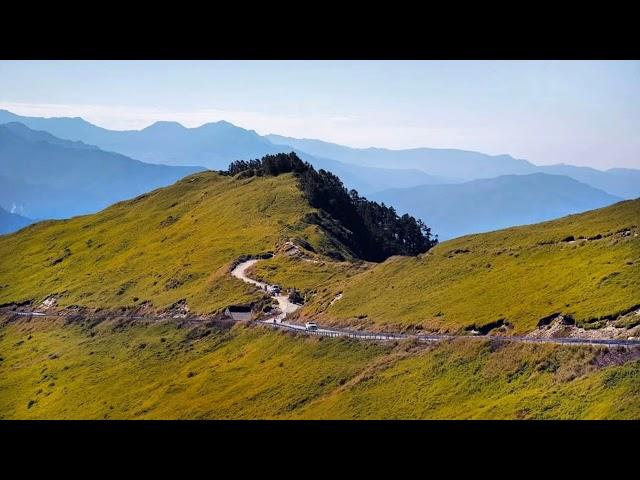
[
  {"left": 227, "top": 154, "right": 308, "bottom": 177},
  {"left": 226, "top": 152, "right": 437, "bottom": 261}
]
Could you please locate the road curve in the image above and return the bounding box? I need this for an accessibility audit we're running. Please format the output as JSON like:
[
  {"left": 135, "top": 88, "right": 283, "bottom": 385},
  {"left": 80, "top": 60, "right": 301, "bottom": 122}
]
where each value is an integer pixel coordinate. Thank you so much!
[
  {"left": 231, "top": 259, "right": 300, "bottom": 323},
  {"left": 231, "top": 257, "right": 640, "bottom": 348},
  {"left": 6, "top": 258, "right": 639, "bottom": 349}
]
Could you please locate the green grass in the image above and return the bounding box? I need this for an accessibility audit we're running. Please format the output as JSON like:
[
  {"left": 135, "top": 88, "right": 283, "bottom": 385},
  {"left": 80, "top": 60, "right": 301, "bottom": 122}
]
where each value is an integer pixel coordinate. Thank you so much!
[
  {"left": 248, "top": 254, "right": 369, "bottom": 293},
  {"left": 1, "top": 315, "right": 638, "bottom": 419},
  {"left": 3, "top": 167, "right": 636, "bottom": 335},
  {"left": 2, "top": 172, "right": 639, "bottom": 419},
  {"left": 294, "top": 339, "right": 640, "bottom": 419},
  {"left": 0, "top": 172, "right": 330, "bottom": 314},
  {"left": 0, "top": 316, "right": 385, "bottom": 419},
  {"left": 302, "top": 199, "right": 640, "bottom": 334}
]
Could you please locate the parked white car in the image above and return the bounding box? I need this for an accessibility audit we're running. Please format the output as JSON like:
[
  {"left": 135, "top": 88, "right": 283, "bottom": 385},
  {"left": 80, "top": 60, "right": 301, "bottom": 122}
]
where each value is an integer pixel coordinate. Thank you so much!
[{"left": 305, "top": 322, "right": 318, "bottom": 331}]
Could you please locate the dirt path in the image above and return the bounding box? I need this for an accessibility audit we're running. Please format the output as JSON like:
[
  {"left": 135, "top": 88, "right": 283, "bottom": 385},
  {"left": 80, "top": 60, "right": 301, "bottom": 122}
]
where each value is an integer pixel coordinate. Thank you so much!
[{"left": 231, "top": 259, "right": 300, "bottom": 323}]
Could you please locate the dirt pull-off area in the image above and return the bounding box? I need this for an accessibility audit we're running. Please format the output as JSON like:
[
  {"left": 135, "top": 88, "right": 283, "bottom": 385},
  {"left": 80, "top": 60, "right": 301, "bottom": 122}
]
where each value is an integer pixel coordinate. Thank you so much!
[{"left": 529, "top": 311, "right": 640, "bottom": 340}]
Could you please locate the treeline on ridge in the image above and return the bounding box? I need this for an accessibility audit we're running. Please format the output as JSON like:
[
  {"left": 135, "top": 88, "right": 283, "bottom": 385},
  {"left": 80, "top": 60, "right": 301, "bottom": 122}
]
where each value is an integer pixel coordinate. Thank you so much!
[{"left": 225, "top": 152, "right": 437, "bottom": 261}]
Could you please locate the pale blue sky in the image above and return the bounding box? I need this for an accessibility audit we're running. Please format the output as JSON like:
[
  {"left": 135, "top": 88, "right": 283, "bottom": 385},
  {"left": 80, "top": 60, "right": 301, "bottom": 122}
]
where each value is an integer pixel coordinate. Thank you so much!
[{"left": 0, "top": 60, "right": 638, "bottom": 168}]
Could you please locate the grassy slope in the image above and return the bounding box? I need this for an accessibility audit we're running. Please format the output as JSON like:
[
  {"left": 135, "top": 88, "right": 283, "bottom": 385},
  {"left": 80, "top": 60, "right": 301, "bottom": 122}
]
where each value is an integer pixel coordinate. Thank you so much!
[
  {"left": 248, "top": 255, "right": 369, "bottom": 293},
  {"left": 300, "top": 199, "right": 640, "bottom": 334},
  {"left": 1, "top": 316, "right": 638, "bottom": 419},
  {"left": 294, "top": 339, "right": 640, "bottom": 420},
  {"left": 0, "top": 172, "right": 329, "bottom": 314}
]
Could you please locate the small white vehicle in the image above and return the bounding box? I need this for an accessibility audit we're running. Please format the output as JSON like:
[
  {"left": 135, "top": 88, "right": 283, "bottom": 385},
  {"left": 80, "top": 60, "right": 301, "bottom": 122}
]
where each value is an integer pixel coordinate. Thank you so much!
[{"left": 305, "top": 322, "right": 318, "bottom": 331}]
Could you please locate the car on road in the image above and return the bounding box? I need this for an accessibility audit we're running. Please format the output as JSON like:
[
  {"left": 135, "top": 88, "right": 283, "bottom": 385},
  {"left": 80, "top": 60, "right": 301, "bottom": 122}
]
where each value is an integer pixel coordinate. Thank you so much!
[
  {"left": 305, "top": 322, "right": 318, "bottom": 331},
  {"left": 269, "top": 285, "right": 281, "bottom": 295}
]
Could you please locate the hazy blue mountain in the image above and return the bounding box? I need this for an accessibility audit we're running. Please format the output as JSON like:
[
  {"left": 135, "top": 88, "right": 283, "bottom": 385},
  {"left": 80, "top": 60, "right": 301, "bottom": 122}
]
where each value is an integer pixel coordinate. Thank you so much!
[
  {"left": 0, "top": 110, "right": 280, "bottom": 169},
  {"left": 276, "top": 148, "right": 453, "bottom": 194},
  {"left": 0, "top": 110, "right": 455, "bottom": 194},
  {"left": 267, "top": 134, "right": 640, "bottom": 199},
  {"left": 266, "top": 134, "right": 537, "bottom": 181},
  {"left": 535, "top": 164, "right": 640, "bottom": 199},
  {"left": 0, "top": 205, "right": 33, "bottom": 235},
  {"left": 3, "top": 109, "right": 637, "bottom": 199},
  {"left": 0, "top": 123, "right": 204, "bottom": 219},
  {"left": 0, "top": 174, "right": 104, "bottom": 220},
  {"left": 371, "top": 173, "right": 622, "bottom": 240}
]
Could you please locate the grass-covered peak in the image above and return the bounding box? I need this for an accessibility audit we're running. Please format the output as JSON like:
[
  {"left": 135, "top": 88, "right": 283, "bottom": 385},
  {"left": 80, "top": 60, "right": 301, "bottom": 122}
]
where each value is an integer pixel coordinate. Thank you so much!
[
  {"left": 0, "top": 170, "right": 330, "bottom": 313},
  {"left": 226, "top": 152, "right": 437, "bottom": 261}
]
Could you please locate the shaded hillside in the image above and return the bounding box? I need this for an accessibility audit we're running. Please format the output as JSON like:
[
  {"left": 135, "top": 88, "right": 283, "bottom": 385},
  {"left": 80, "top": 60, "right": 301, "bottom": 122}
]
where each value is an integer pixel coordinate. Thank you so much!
[
  {"left": 226, "top": 153, "right": 436, "bottom": 260},
  {"left": 0, "top": 174, "right": 110, "bottom": 221},
  {"left": 0, "top": 123, "right": 203, "bottom": 219},
  {"left": 372, "top": 173, "right": 621, "bottom": 240},
  {"left": 296, "top": 199, "right": 640, "bottom": 334}
]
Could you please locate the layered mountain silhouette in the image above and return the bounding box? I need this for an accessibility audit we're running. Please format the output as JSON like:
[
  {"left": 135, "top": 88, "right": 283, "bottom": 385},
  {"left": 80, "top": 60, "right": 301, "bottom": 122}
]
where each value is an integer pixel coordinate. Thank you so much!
[
  {"left": 3, "top": 109, "right": 638, "bottom": 198},
  {"left": 0, "top": 122, "right": 204, "bottom": 221},
  {"left": 267, "top": 134, "right": 640, "bottom": 199},
  {"left": 0, "top": 110, "right": 453, "bottom": 194},
  {"left": 0, "top": 110, "right": 279, "bottom": 169},
  {"left": 1, "top": 109, "right": 637, "bottom": 239},
  {"left": 372, "top": 173, "right": 622, "bottom": 240},
  {"left": 266, "top": 134, "right": 535, "bottom": 181}
]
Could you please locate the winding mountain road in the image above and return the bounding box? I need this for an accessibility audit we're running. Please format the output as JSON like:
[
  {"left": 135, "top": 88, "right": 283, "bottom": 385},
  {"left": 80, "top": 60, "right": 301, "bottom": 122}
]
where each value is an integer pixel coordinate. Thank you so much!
[
  {"left": 231, "top": 259, "right": 301, "bottom": 322},
  {"left": 231, "top": 258, "right": 640, "bottom": 348},
  {"left": 7, "top": 258, "right": 639, "bottom": 349}
]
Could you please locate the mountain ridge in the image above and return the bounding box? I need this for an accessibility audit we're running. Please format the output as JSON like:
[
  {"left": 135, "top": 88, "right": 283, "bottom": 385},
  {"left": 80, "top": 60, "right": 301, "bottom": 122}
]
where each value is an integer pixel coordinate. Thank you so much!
[
  {"left": 0, "top": 123, "right": 204, "bottom": 221},
  {"left": 0, "top": 154, "right": 433, "bottom": 314},
  {"left": 3, "top": 109, "right": 638, "bottom": 200},
  {"left": 371, "top": 173, "right": 622, "bottom": 240},
  {"left": 266, "top": 133, "right": 640, "bottom": 199}
]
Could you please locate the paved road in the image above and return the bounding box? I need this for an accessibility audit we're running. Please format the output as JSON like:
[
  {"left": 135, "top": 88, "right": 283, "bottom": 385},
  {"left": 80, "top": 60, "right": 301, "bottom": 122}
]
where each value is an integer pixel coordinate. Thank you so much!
[
  {"left": 6, "top": 259, "right": 639, "bottom": 349},
  {"left": 258, "top": 320, "right": 640, "bottom": 347},
  {"left": 232, "top": 257, "right": 640, "bottom": 348},
  {"left": 9, "top": 308, "right": 640, "bottom": 348}
]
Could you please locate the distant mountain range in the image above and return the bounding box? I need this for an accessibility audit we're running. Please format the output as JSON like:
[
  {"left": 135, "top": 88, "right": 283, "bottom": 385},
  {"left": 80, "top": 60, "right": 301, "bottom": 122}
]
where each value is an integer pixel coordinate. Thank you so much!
[
  {"left": 0, "top": 122, "right": 204, "bottom": 220},
  {"left": 0, "top": 110, "right": 454, "bottom": 194},
  {"left": 0, "top": 205, "right": 32, "bottom": 235},
  {"left": 266, "top": 134, "right": 534, "bottom": 181},
  {"left": 2, "top": 109, "right": 638, "bottom": 198},
  {"left": 0, "top": 110, "right": 280, "bottom": 169},
  {"left": 266, "top": 134, "right": 640, "bottom": 199},
  {"left": 372, "top": 173, "right": 622, "bottom": 240},
  {"left": 0, "top": 109, "right": 637, "bottom": 239},
  {"left": 533, "top": 164, "right": 640, "bottom": 200}
]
